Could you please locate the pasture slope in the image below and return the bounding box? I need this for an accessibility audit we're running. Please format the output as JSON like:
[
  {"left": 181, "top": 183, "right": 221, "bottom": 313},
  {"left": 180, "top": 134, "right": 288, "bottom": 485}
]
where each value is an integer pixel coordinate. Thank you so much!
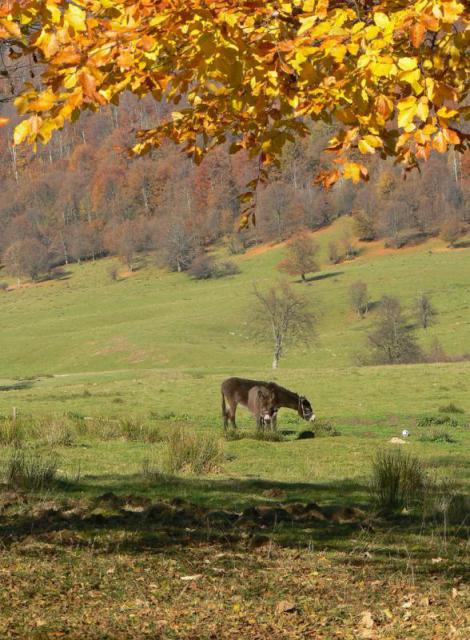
[{"left": 0, "top": 217, "right": 469, "bottom": 639}]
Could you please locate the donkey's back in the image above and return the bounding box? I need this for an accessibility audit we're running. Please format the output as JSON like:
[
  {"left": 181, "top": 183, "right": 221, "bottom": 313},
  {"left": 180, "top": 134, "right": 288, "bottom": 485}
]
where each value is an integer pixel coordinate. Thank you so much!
[{"left": 221, "top": 376, "right": 269, "bottom": 405}]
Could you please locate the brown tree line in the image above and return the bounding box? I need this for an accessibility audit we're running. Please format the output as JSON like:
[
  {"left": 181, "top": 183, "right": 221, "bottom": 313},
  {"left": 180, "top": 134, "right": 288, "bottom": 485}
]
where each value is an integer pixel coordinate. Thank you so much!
[{"left": 0, "top": 90, "right": 468, "bottom": 281}]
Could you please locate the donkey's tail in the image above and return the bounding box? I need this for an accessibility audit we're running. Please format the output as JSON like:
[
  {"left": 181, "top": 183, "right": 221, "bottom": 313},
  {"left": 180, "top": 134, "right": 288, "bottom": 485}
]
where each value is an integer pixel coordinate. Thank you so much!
[{"left": 221, "top": 392, "right": 228, "bottom": 429}]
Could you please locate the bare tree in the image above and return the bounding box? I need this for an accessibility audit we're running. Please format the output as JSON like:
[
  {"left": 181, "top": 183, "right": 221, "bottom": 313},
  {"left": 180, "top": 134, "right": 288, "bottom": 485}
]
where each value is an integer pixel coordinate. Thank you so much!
[
  {"left": 440, "top": 219, "right": 463, "bottom": 248},
  {"left": 2, "top": 238, "right": 49, "bottom": 284},
  {"left": 366, "top": 296, "right": 423, "bottom": 365},
  {"left": 328, "top": 241, "right": 342, "bottom": 264},
  {"left": 414, "top": 292, "right": 437, "bottom": 329},
  {"left": 159, "top": 222, "right": 199, "bottom": 273},
  {"left": 277, "top": 231, "right": 319, "bottom": 283},
  {"left": 251, "top": 280, "right": 317, "bottom": 369},
  {"left": 349, "top": 281, "right": 369, "bottom": 318},
  {"left": 104, "top": 219, "right": 148, "bottom": 271}
]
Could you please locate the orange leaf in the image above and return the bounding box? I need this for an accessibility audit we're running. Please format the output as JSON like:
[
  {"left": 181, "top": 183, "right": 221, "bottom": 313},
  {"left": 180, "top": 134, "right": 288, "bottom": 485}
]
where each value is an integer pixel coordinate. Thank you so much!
[
  {"left": 432, "top": 131, "right": 447, "bottom": 153},
  {"left": 410, "top": 23, "right": 426, "bottom": 48}
]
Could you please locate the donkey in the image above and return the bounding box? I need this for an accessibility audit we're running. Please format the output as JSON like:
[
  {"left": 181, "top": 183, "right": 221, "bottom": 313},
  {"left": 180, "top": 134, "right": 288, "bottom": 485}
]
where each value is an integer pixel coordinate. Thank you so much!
[
  {"left": 247, "top": 385, "right": 278, "bottom": 431},
  {"left": 221, "top": 377, "right": 315, "bottom": 430}
]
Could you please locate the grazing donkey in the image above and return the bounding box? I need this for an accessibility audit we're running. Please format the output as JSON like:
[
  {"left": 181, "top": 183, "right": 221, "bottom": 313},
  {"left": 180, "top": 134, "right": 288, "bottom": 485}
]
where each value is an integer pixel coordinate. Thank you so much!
[
  {"left": 247, "top": 385, "right": 278, "bottom": 430},
  {"left": 221, "top": 377, "right": 315, "bottom": 430}
]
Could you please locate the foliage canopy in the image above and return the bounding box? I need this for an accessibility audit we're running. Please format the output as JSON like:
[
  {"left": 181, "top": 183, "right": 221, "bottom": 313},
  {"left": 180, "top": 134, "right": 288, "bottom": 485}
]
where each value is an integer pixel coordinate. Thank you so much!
[{"left": 1, "top": 1, "right": 468, "bottom": 225}]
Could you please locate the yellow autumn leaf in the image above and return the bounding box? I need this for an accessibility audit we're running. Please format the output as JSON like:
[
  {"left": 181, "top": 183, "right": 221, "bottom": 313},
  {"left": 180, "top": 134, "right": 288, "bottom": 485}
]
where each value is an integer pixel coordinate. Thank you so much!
[
  {"left": 298, "top": 15, "right": 318, "bottom": 36},
  {"left": 371, "top": 62, "right": 396, "bottom": 77},
  {"left": 397, "top": 104, "right": 417, "bottom": 129},
  {"left": 374, "top": 12, "right": 390, "bottom": 29},
  {"left": 358, "top": 139, "right": 376, "bottom": 154},
  {"left": 436, "top": 107, "right": 458, "bottom": 119},
  {"left": 416, "top": 99, "right": 429, "bottom": 121},
  {"left": 65, "top": 4, "right": 87, "bottom": 32},
  {"left": 343, "top": 162, "right": 362, "bottom": 183},
  {"left": 13, "top": 119, "right": 32, "bottom": 145},
  {"left": 398, "top": 57, "right": 418, "bottom": 71}
]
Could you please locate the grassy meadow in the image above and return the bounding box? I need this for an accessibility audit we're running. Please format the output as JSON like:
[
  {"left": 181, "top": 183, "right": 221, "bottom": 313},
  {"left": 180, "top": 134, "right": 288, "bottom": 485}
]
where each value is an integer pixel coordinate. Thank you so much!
[{"left": 0, "top": 218, "right": 469, "bottom": 638}]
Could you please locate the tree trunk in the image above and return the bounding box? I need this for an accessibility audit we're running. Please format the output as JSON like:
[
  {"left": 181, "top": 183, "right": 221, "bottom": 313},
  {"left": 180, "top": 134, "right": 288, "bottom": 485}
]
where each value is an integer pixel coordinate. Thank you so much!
[{"left": 272, "top": 339, "right": 282, "bottom": 369}]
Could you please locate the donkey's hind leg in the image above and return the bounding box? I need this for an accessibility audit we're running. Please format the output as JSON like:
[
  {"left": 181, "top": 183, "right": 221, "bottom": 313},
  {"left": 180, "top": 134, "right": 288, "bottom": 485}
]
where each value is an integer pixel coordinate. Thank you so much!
[{"left": 225, "top": 399, "right": 237, "bottom": 429}]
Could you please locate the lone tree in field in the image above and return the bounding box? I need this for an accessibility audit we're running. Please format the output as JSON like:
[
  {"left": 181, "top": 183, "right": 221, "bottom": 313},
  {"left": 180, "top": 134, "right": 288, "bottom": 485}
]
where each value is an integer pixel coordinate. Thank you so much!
[
  {"left": 160, "top": 223, "right": 199, "bottom": 273},
  {"left": 366, "top": 296, "right": 423, "bottom": 365},
  {"left": 2, "top": 239, "right": 49, "bottom": 284},
  {"left": 252, "top": 281, "right": 316, "bottom": 369},
  {"left": 414, "top": 292, "right": 437, "bottom": 329},
  {"left": 1, "top": 2, "right": 467, "bottom": 227},
  {"left": 349, "top": 281, "right": 369, "bottom": 319},
  {"left": 277, "top": 232, "right": 319, "bottom": 283}
]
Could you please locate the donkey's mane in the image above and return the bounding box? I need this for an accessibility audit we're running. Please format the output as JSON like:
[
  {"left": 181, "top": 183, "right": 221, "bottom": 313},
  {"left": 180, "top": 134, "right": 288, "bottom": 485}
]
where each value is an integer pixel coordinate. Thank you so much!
[{"left": 268, "top": 381, "right": 300, "bottom": 400}]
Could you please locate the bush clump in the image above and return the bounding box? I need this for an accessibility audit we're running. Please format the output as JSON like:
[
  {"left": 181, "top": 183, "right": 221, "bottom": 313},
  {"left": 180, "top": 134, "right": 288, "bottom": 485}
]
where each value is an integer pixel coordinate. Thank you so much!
[
  {"left": 188, "top": 254, "right": 240, "bottom": 280},
  {"left": 163, "top": 427, "right": 223, "bottom": 474},
  {"left": 419, "top": 429, "right": 456, "bottom": 444},
  {"left": 369, "top": 449, "right": 426, "bottom": 510},
  {"left": 5, "top": 446, "right": 59, "bottom": 490},
  {"left": 438, "top": 403, "right": 464, "bottom": 414},
  {"left": 0, "top": 417, "right": 28, "bottom": 446},
  {"left": 416, "top": 415, "right": 458, "bottom": 428},
  {"left": 312, "top": 420, "right": 341, "bottom": 437}
]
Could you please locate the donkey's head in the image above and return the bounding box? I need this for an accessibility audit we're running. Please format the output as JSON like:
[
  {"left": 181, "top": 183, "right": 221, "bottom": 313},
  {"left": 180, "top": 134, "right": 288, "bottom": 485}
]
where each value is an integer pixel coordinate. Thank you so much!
[{"left": 298, "top": 396, "right": 315, "bottom": 422}]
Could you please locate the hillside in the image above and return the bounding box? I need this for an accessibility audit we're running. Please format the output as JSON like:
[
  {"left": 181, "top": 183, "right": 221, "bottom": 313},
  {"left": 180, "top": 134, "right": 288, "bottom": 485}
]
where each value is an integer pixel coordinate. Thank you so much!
[{"left": 2, "top": 217, "right": 470, "bottom": 421}]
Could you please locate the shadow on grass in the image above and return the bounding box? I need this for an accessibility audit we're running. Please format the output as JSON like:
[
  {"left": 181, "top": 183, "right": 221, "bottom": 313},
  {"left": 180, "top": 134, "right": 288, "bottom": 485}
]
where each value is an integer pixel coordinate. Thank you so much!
[
  {"left": 302, "top": 271, "right": 343, "bottom": 283},
  {"left": 1, "top": 473, "right": 468, "bottom": 580},
  {"left": 0, "top": 380, "right": 35, "bottom": 392}
]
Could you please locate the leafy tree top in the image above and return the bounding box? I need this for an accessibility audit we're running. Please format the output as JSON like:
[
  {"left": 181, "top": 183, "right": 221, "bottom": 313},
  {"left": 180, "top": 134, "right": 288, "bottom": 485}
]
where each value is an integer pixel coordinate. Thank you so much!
[{"left": 1, "top": 1, "right": 468, "bottom": 226}]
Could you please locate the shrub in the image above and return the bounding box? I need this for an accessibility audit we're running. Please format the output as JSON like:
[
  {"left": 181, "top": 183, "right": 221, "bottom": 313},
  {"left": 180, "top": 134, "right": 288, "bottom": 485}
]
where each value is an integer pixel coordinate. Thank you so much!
[
  {"left": 385, "top": 231, "right": 432, "bottom": 249},
  {"left": 419, "top": 429, "right": 456, "bottom": 444},
  {"left": 312, "top": 420, "right": 341, "bottom": 437},
  {"left": 141, "top": 457, "right": 168, "bottom": 482},
  {"left": 0, "top": 417, "right": 27, "bottom": 446},
  {"left": 34, "top": 418, "right": 75, "bottom": 447},
  {"left": 0, "top": 281, "right": 8, "bottom": 291},
  {"left": 228, "top": 235, "right": 246, "bottom": 255},
  {"left": 416, "top": 415, "right": 458, "bottom": 428},
  {"left": 349, "top": 281, "right": 369, "bottom": 318},
  {"left": 108, "top": 265, "right": 119, "bottom": 281},
  {"left": 422, "top": 476, "right": 469, "bottom": 526},
  {"left": 118, "top": 418, "right": 161, "bottom": 443},
  {"left": 217, "top": 260, "right": 240, "bottom": 277},
  {"left": 414, "top": 292, "right": 437, "bottom": 329},
  {"left": 439, "top": 403, "right": 464, "bottom": 414},
  {"left": 327, "top": 241, "right": 342, "bottom": 264},
  {"left": 163, "top": 428, "right": 223, "bottom": 474},
  {"left": 365, "top": 296, "right": 424, "bottom": 365},
  {"left": 369, "top": 449, "right": 426, "bottom": 510},
  {"left": 224, "top": 428, "right": 244, "bottom": 441},
  {"left": 440, "top": 219, "right": 464, "bottom": 248},
  {"left": 5, "top": 447, "right": 59, "bottom": 490},
  {"left": 188, "top": 254, "right": 240, "bottom": 280},
  {"left": 253, "top": 429, "right": 283, "bottom": 442}
]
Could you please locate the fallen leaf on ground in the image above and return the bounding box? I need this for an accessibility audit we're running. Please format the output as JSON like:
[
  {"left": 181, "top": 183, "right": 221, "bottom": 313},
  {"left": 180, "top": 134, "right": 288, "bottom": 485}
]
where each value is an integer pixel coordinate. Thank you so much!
[
  {"left": 361, "top": 610, "right": 375, "bottom": 629},
  {"left": 275, "top": 600, "right": 297, "bottom": 614},
  {"left": 180, "top": 574, "right": 202, "bottom": 581}
]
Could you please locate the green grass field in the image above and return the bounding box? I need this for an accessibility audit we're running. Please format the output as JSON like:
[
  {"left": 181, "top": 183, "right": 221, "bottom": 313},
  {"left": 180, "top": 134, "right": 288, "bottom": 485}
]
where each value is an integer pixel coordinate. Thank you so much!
[{"left": 1, "top": 219, "right": 469, "bottom": 638}]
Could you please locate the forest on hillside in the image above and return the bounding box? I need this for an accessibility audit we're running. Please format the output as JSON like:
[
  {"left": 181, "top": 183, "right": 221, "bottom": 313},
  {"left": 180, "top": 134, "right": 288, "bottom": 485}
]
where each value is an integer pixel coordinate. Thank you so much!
[{"left": 1, "top": 89, "right": 469, "bottom": 280}]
